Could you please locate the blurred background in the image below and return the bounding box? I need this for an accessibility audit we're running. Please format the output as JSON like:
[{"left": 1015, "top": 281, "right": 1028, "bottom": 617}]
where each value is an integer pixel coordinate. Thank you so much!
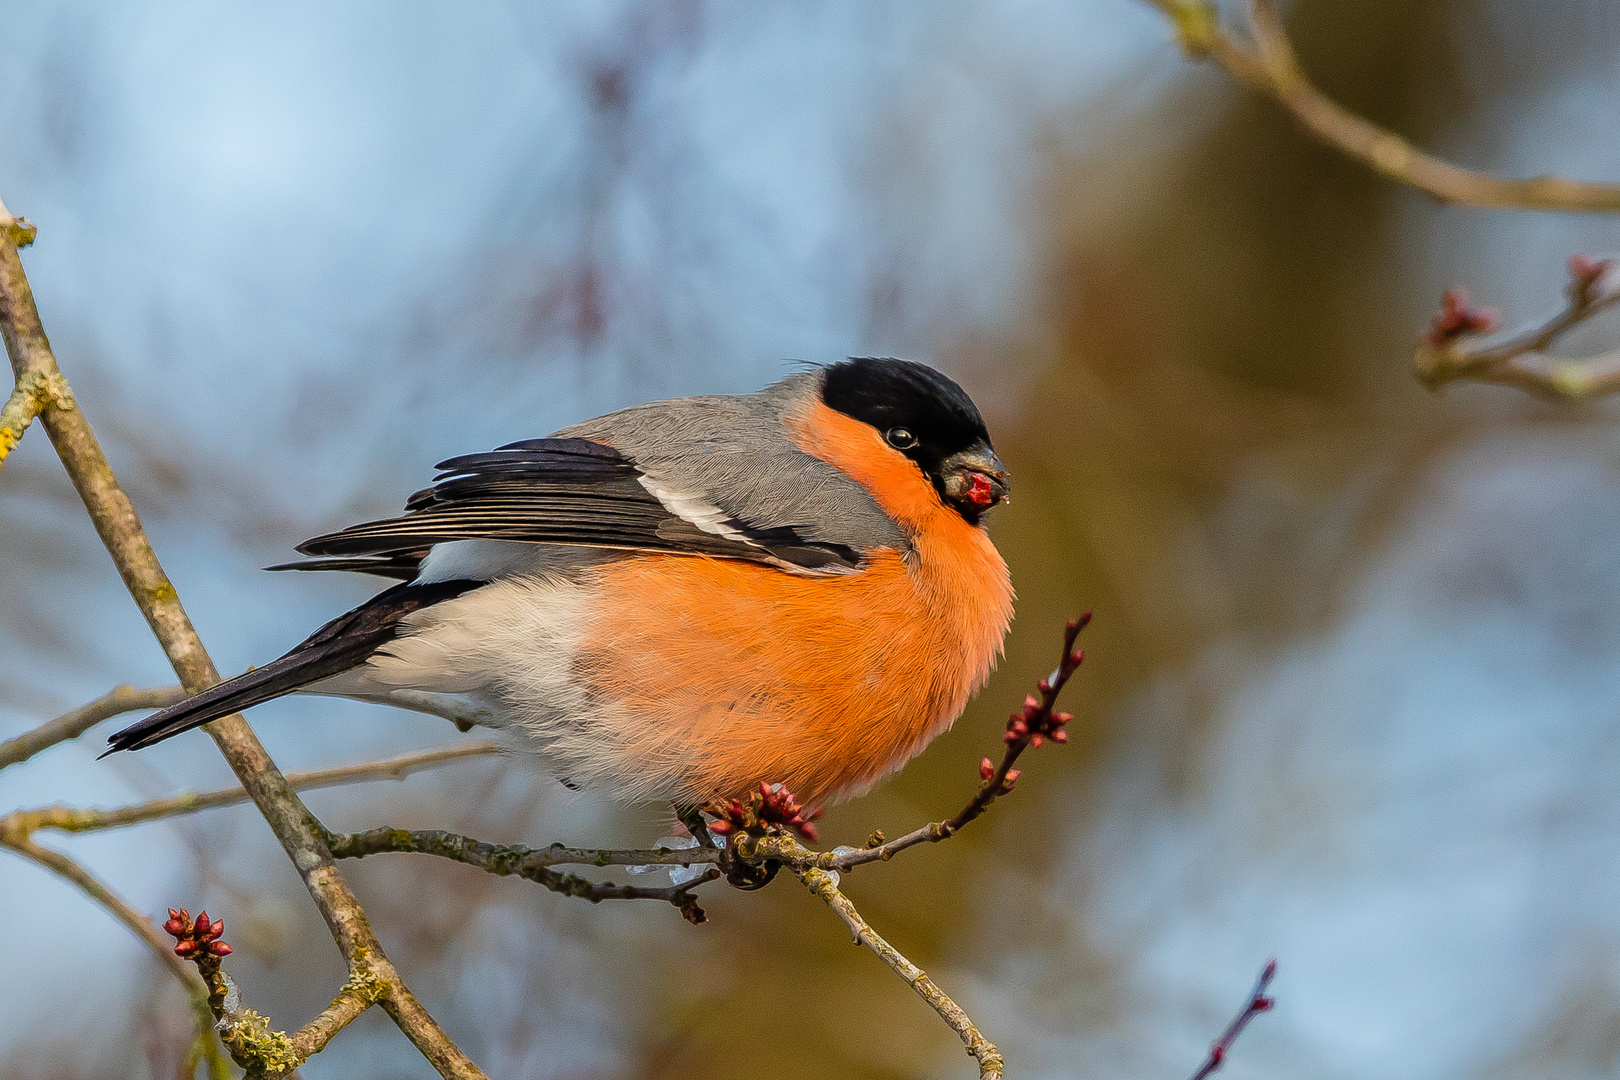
[{"left": 4, "top": 1, "right": 1620, "bottom": 1077}]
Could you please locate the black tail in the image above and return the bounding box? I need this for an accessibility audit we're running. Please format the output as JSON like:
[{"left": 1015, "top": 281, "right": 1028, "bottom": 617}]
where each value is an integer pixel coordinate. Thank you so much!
[{"left": 104, "top": 578, "right": 483, "bottom": 754}]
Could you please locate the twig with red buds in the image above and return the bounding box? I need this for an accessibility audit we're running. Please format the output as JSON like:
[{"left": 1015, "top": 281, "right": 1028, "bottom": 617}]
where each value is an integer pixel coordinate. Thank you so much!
[
  {"left": 705, "top": 782, "right": 821, "bottom": 843},
  {"left": 164, "top": 907, "right": 234, "bottom": 958},
  {"left": 1188, "top": 960, "right": 1278, "bottom": 1080},
  {"left": 163, "top": 907, "right": 235, "bottom": 1011},
  {"left": 1415, "top": 256, "right": 1620, "bottom": 401},
  {"left": 739, "top": 616, "right": 1092, "bottom": 880}
]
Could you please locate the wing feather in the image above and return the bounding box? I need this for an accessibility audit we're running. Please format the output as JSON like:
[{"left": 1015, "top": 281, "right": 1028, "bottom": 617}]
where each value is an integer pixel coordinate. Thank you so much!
[{"left": 292, "top": 437, "right": 862, "bottom": 573}]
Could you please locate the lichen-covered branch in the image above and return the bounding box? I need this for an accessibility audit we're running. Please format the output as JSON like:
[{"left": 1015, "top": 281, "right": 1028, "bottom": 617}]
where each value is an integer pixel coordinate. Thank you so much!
[
  {"left": 1144, "top": 0, "right": 1620, "bottom": 214},
  {"left": 322, "top": 825, "right": 721, "bottom": 925},
  {"left": 163, "top": 906, "right": 388, "bottom": 1078},
  {"left": 1415, "top": 256, "right": 1620, "bottom": 401},
  {"left": 0, "top": 684, "right": 184, "bottom": 770},
  {"left": 0, "top": 199, "right": 487, "bottom": 1080}
]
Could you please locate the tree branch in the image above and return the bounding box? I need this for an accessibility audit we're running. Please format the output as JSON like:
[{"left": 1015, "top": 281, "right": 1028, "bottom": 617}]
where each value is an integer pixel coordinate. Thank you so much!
[
  {"left": 0, "top": 684, "right": 184, "bottom": 770},
  {"left": 321, "top": 825, "right": 721, "bottom": 924},
  {"left": 793, "top": 859, "right": 1004, "bottom": 1080},
  {"left": 1188, "top": 960, "right": 1277, "bottom": 1080},
  {"left": 1143, "top": 0, "right": 1620, "bottom": 214},
  {"left": 1415, "top": 257, "right": 1620, "bottom": 400},
  {"left": 0, "top": 199, "right": 487, "bottom": 1080},
  {"left": 7, "top": 743, "right": 502, "bottom": 837}
]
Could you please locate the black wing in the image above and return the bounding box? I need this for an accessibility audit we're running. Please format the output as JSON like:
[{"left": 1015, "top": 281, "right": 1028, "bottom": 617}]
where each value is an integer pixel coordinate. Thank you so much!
[{"left": 277, "top": 437, "right": 861, "bottom": 574}]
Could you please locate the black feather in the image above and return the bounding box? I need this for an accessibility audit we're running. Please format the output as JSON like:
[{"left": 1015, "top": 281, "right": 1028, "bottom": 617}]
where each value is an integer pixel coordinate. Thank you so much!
[
  {"left": 103, "top": 578, "right": 483, "bottom": 754},
  {"left": 294, "top": 436, "right": 862, "bottom": 572}
]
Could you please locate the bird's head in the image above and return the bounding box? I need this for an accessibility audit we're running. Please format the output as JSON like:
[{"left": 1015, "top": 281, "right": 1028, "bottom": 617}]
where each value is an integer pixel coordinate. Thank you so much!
[{"left": 821, "top": 357, "right": 1009, "bottom": 525}]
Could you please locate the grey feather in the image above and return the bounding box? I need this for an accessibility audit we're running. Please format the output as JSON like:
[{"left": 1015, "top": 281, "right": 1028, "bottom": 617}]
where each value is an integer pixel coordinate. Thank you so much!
[{"left": 554, "top": 371, "right": 910, "bottom": 560}]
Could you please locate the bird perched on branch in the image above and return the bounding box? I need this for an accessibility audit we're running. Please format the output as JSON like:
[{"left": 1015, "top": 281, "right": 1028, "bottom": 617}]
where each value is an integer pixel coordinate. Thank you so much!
[{"left": 107, "top": 358, "right": 1014, "bottom": 809}]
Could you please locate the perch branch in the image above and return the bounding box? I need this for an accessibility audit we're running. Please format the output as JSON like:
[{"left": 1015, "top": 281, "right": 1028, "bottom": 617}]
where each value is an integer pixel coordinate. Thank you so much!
[
  {"left": 0, "top": 199, "right": 487, "bottom": 1079},
  {"left": 1144, "top": 0, "right": 1620, "bottom": 214},
  {"left": 321, "top": 825, "right": 721, "bottom": 925},
  {"left": 1415, "top": 256, "right": 1620, "bottom": 400},
  {"left": 0, "top": 684, "right": 184, "bottom": 770}
]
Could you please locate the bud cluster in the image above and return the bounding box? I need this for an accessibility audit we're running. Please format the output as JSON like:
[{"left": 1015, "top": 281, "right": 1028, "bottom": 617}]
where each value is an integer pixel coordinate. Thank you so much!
[
  {"left": 1568, "top": 254, "right": 1617, "bottom": 307},
  {"left": 1425, "top": 287, "right": 1498, "bottom": 348},
  {"left": 1004, "top": 693, "right": 1074, "bottom": 748},
  {"left": 163, "top": 907, "right": 233, "bottom": 960},
  {"left": 706, "top": 782, "right": 820, "bottom": 843}
]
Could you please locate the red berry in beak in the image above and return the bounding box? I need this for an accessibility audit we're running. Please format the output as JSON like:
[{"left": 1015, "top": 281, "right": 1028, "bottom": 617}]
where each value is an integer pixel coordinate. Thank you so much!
[{"left": 965, "top": 472, "right": 995, "bottom": 506}]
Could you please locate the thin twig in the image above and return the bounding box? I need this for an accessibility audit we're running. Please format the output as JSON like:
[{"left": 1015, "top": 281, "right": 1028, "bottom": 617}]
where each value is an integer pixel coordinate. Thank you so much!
[
  {"left": 1415, "top": 257, "right": 1620, "bottom": 401},
  {"left": 8, "top": 742, "right": 502, "bottom": 837},
  {"left": 321, "top": 825, "right": 720, "bottom": 924},
  {"left": 0, "top": 684, "right": 184, "bottom": 770},
  {"left": 1142, "top": 0, "right": 1620, "bottom": 214},
  {"left": 0, "top": 198, "right": 488, "bottom": 1079},
  {"left": 1188, "top": 960, "right": 1277, "bottom": 1080},
  {"left": 752, "top": 615, "right": 1090, "bottom": 876},
  {"left": 791, "top": 858, "right": 1004, "bottom": 1079},
  {"left": 0, "top": 831, "right": 232, "bottom": 1079}
]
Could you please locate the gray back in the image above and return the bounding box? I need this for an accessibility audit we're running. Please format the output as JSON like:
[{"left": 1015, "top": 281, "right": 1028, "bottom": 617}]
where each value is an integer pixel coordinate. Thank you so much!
[{"left": 555, "top": 371, "right": 911, "bottom": 557}]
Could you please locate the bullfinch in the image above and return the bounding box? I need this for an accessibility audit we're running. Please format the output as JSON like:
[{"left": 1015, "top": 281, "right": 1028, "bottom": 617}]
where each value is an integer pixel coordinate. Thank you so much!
[{"left": 106, "top": 357, "right": 1014, "bottom": 809}]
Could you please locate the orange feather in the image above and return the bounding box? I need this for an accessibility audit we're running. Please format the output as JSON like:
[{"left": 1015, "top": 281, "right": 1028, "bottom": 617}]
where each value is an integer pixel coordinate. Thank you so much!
[{"left": 575, "top": 398, "right": 1013, "bottom": 807}]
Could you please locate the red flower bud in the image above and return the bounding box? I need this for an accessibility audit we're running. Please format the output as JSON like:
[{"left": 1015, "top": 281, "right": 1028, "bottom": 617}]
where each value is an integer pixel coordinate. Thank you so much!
[
  {"left": 979, "top": 758, "right": 995, "bottom": 779},
  {"left": 1052, "top": 730, "right": 1067, "bottom": 743},
  {"left": 1569, "top": 254, "right": 1615, "bottom": 304},
  {"left": 173, "top": 940, "right": 196, "bottom": 956},
  {"left": 1426, "top": 287, "right": 1498, "bottom": 347},
  {"left": 209, "top": 942, "right": 234, "bottom": 957}
]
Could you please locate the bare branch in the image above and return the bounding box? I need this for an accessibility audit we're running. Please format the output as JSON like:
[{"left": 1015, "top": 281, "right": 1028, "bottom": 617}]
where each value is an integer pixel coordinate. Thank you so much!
[
  {"left": 0, "top": 684, "right": 184, "bottom": 770},
  {"left": 1189, "top": 960, "right": 1277, "bottom": 1080},
  {"left": 9, "top": 742, "right": 502, "bottom": 837},
  {"left": 1142, "top": 0, "right": 1620, "bottom": 214},
  {"left": 792, "top": 858, "right": 1004, "bottom": 1080},
  {"left": 0, "top": 201, "right": 487, "bottom": 1079}
]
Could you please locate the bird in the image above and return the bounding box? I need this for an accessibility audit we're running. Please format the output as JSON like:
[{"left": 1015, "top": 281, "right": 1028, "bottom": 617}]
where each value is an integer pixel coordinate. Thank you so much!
[{"left": 106, "top": 357, "right": 1015, "bottom": 811}]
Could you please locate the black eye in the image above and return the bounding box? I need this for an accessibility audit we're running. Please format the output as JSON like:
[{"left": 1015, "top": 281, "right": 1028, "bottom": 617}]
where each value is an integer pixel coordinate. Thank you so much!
[{"left": 885, "top": 427, "right": 918, "bottom": 450}]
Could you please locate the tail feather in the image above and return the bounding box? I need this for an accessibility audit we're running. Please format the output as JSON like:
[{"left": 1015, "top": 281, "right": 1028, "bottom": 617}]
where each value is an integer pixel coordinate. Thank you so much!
[{"left": 104, "top": 578, "right": 484, "bottom": 754}]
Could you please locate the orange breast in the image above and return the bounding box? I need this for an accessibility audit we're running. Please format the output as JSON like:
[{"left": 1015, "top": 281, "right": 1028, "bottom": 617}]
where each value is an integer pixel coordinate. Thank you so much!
[{"left": 573, "top": 398, "right": 1014, "bottom": 807}]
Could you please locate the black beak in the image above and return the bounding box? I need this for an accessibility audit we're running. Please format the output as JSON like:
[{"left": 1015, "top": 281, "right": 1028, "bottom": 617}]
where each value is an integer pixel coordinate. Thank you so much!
[{"left": 940, "top": 444, "right": 1010, "bottom": 513}]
